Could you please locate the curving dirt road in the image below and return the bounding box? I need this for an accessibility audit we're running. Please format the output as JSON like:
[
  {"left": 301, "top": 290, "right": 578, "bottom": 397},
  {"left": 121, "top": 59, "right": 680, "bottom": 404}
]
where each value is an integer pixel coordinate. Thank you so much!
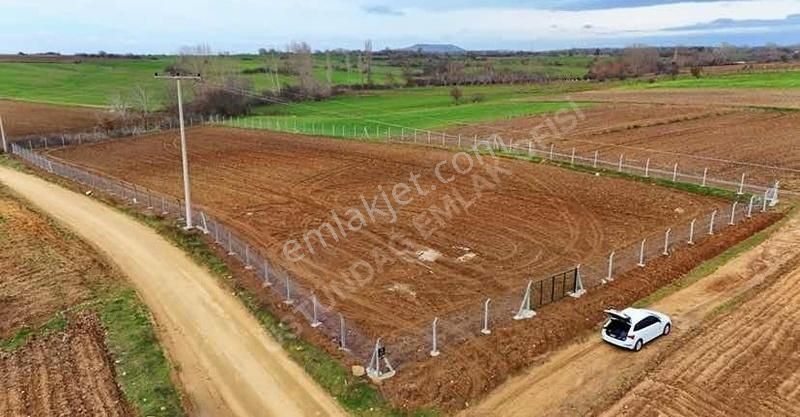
[
  {"left": 463, "top": 208, "right": 800, "bottom": 417},
  {"left": 0, "top": 166, "right": 346, "bottom": 417}
]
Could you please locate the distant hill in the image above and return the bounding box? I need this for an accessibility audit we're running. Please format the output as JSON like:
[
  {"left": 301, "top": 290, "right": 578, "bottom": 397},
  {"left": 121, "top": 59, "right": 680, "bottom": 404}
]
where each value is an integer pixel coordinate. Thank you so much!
[{"left": 399, "top": 44, "right": 467, "bottom": 54}]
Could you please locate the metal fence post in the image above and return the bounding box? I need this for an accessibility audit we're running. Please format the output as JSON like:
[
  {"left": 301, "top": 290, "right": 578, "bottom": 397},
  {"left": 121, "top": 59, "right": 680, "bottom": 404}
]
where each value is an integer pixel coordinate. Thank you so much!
[
  {"left": 284, "top": 277, "right": 294, "bottom": 305},
  {"left": 550, "top": 144, "right": 555, "bottom": 160},
  {"left": 618, "top": 154, "right": 624, "bottom": 172},
  {"left": 310, "top": 295, "right": 322, "bottom": 328},
  {"left": 244, "top": 245, "right": 253, "bottom": 269},
  {"left": 593, "top": 150, "right": 598, "bottom": 168},
  {"left": 569, "top": 265, "right": 586, "bottom": 298},
  {"left": 729, "top": 202, "right": 738, "bottom": 225},
  {"left": 672, "top": 163, "right": 678, "bottom": 182},
  {"left": 262, "top": 262, "right": 272, "bottom": 287},
  {"left": 738, "top": 173, "right": 746, "bottom": 195},
  {"left": 514, "top": 281, "right": 536, "bottom": 320},
  {"left": 227, "top": 231, "right": 235, "bottom": 255},
  {"left": 570, "top": 147, "right": 576, "bottom": 165},
  {"left": 430, "top": 317, "right": 440, "bottom": 357},
  {"left": 637, "top": 239, "right": 647, "bottom": 267},
  {"left": 663, "top": 228, "right": 671, "bottom": 256},
  {"left": 688, "top": 219, "right": 696, "bottom": 245},
  {"left": 338, "top": 314, "right": 349, "bottom": 351},
  {"left": 481, "top": 298, "right": 492, "bottom": 335},
  {"left": 645, "top": 159, "right": 650, "bottom": 177},
  {"left": 709, "top": 210, "right": 717, "bottom": 235},
  {"left": 606, "top": 251, "right": 615, "bottom": 282},
  {"left": 748, "top": 195, "right": 755, "bottom": 218}
]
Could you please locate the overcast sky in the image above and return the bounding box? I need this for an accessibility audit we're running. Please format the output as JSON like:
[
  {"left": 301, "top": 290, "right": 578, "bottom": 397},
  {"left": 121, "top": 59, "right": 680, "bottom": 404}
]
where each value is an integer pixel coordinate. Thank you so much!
[{"left": 2, "top": 0, "right": 799, "bottom": 54}]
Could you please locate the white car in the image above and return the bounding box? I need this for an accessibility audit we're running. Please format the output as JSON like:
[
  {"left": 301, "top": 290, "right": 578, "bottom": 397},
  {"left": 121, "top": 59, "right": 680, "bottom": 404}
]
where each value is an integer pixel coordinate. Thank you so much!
[{"left": 602, "top": 308, "right": 672, "bottom": 351}]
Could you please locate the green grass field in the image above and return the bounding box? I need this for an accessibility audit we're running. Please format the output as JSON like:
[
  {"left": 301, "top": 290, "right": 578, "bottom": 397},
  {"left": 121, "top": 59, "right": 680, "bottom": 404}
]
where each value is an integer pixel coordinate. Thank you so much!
[
  {"left": 0, "top": 56, "right": 402, "bottom": 107},
  {"left": 0, "top": 59, "right": 169, "bottom": 107},
  {"left": 230, "top": 83, "right": 596, "bottom": 136},
  {"left": 0, "top": 54, "right": 590, "bottom": 108},
  {"left": 629, "top": 70, "right": 800, "bottom": 89}
]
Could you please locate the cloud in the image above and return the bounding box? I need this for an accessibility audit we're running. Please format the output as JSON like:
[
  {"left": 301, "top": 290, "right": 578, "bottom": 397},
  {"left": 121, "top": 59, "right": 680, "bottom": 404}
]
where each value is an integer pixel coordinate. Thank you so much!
[
  {"left": 381, "top": 0, "right": 746, "bottom": 12},
  {"left": 546, "top": 0, "right": 752, "bottom": 11},
  {"left": 664, "top": 13, "right": 800, "bottom": 31},
  {"left": 363, "top": 5, "right": 404, "bottom": 16}
]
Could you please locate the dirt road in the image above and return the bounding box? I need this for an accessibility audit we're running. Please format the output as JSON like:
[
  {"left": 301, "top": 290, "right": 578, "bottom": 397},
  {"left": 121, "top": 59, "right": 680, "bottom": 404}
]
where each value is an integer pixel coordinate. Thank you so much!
[
  {"left": 0, "top": 166, "right": 346, "bottom": 417},
  {"left": 463, "top": 208, "right": 800, "bottom": 417}
]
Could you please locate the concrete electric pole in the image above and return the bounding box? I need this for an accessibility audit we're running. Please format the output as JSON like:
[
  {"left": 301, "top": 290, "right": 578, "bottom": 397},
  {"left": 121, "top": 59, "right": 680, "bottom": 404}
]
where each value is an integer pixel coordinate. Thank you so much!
[
  {"left": 154, "top": 72, "right": 201, "bottom": 229},
  {"left": 0, "top": 115, "right": 7, "bottom": 154}
]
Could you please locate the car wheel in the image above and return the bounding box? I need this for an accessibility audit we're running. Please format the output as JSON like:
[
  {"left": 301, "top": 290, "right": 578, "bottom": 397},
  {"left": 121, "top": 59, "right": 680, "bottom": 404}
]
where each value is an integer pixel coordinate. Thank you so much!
[
  {"left": 634, "top": 339, "right": 643, "bottom": 351},
  {"left": 663, "top": 323, "right": 671, "bottom": 336}
]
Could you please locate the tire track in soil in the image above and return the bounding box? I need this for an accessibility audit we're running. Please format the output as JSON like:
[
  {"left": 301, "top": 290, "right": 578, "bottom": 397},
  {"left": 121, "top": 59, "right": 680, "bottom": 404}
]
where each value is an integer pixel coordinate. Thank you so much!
[
  {"left": 462, "top": 208, "right": 796, "bottom": 417},
  {"left": 602, "top": 241, "right": 800, "bottom": 417},
  {"left": 0, "top": 313, "right": 132, "bottom": 417}
]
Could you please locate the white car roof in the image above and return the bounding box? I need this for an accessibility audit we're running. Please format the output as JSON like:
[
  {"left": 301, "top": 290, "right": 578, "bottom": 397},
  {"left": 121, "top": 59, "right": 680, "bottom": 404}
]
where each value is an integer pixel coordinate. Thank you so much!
[{"left": 619, "top": 307, "right": 656, "bottom": 322}]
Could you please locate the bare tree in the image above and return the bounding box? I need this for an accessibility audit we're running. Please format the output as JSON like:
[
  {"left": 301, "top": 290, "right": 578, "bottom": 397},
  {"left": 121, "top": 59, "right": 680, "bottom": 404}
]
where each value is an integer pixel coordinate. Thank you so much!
[
  {"left": 132, "top": 84, "right": 151, "bottom": 115},
  {"left": 364, "top": 40, "right": 373, "bottom": 86},
  {"left": 264, "top": 51, "right": 282, "bottom": 95},
  {"left": 108, "top": 92, "right": 131, "bottom": 124},
  {"left": 345, "top": 53, "right": 352, "bottom": 85},
  {"left": 450, "top": 86, "right": 463, "bottom": 104},
  {"left": 622, "top": 46, "right": 660, "bottom": 77},
  {"left": 287, "top": 41, "right": 329, "bottom": 98},
  {"left": 325, "top": 52, "right": 333, "bottom": 88}
]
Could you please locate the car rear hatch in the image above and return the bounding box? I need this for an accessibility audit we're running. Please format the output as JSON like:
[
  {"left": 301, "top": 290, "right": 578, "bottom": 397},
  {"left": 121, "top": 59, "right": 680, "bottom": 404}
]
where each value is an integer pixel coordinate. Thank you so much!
[{"left": 604, "top": 309, "right": 631, "bottom": 341}]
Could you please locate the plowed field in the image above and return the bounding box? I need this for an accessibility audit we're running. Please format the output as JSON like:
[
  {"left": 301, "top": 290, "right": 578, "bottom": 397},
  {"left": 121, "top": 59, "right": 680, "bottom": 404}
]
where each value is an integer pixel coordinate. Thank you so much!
[
  {"left": 0, "top": 313, "right": 131, "bottom": 417},
  {"left": 450, "top": 102, "right": 800, "bottom": 192},
  {"left": 0, "top": 184, "right": 132, "bottom": 416},
  {"left": 48, "top": 127, "right": 728, "bottom": 337},
  {"left": 0, "top": 100, "right": 108, "bottom": 139},
  {"left": 602, "top": 229, "right": 800, "bottom": 417},
  {"left": 0, "top": 186, "right": 113, "bottom": 339}
]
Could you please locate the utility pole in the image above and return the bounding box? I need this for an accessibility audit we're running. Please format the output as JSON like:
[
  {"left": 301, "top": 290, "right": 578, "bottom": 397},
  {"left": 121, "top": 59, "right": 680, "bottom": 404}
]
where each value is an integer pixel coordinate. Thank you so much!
[{"left": 154, "top": 72, "right": 201, "bottom": 229}]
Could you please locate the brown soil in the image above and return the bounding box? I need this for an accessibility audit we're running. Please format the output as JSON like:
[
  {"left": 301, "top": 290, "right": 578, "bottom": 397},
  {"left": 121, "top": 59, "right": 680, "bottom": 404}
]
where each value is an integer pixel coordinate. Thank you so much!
[
  {"left": 42, "top": 126, "right": 778, "bottom": 413},
  {"left": 0, "top": 185, "right": 114, "bottom": 339},
  {"left": 447, "top": 102, "right": 727, "bottom": 139},
  {"left": 450, "top": 101, "right": 800, "bottom": 192},
  {"left": 463, "top": 203, "right": 800, "bottom": 417},
  {"left": 568, "top": 88, "right": 800, "bottom": 109},
  {"left": 48, "top": 127, "right": 725, "bottom": 338},
  {"left": 385, "top": 211, "right": 781, "bottom": 412},
  {"left": 0, "top": 100, "right": 108, "bottom": 139},
  {"left": 548, "top": 108, "right": 800, "bottom": 191},
  {"left": 0, "top": 165, "right": 346, "bottom": 417},
  {"left": 0, "top": 312, "right": 132, "bottom": 417},
  {"left": 601, "top": 215, "right": 800, "bottom": 417}
]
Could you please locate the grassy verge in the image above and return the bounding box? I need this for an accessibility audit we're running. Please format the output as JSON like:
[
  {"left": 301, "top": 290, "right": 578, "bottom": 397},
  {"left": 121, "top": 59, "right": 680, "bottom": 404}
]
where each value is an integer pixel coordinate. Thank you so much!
[
  {"left": 119, "top": 211, "right": 436, "bottom": 416},
  {"left": 634, "top": 205, "right": 795, "bottom": 308},
  {"left": 100, "top": 288, "right": 185, "bottom": 417},
  {"left": 0, "top": 160, "right": 185, "bottom": 417},
  {"left": 0, "top": 154, "right": 436, "bottom": 417}
]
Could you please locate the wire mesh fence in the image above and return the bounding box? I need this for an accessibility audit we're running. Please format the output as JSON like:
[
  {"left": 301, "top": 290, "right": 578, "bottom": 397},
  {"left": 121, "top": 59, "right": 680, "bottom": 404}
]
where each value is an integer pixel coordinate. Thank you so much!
[
  {"left": 387, "top": 132, "right": 781, "bottom": 199},
  {"left": 10, "top": 135, "right": 779, "bottom": 376},
  {"left": 11, "top": 114, "right": 227, "bottom": 152},
  {"left": 10, "top": 143, "right": 377, "bottom": 364}
]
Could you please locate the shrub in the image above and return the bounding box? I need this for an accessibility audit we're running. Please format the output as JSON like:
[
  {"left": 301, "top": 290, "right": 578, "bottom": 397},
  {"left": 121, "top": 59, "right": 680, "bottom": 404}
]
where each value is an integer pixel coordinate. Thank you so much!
[
  {"left": 470, "top": 93, "right": 485, "bottom": 103},
  {"left": 450, "top": 86, "right": 463, "bottom": 104}
]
